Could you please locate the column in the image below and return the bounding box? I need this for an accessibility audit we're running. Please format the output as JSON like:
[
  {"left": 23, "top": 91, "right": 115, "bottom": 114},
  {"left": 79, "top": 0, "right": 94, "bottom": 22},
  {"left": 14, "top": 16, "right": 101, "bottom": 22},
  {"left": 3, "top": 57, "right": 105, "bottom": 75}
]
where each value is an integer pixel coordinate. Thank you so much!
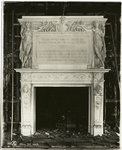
[
  {"left": 93, "top": 72, "right": 104, "bottom": 136},
  {"left": 21, "top": 72, "right": 32, "bottom": 136}
]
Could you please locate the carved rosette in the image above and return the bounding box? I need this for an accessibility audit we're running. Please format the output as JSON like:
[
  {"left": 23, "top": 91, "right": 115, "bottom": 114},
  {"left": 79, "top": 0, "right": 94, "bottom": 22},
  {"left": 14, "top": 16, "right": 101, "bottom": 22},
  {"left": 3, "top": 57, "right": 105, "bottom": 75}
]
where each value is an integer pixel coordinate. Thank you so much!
[{"left": 21, "top": 73, "right": 32, "bottom": 82}]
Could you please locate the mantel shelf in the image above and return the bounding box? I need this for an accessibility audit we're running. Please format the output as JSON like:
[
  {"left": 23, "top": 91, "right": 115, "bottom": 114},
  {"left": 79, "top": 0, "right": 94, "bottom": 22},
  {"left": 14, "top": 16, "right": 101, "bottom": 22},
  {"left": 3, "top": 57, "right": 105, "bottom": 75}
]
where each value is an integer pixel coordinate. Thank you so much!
[{"left": 15, "top": 68, "right": 110, "bottom": 73}]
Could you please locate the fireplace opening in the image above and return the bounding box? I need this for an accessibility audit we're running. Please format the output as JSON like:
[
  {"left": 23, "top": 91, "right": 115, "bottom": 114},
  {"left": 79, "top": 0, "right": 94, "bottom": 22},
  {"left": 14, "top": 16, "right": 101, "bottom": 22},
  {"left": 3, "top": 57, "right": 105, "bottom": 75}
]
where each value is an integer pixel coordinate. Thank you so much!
[{"left": 36, "top": 87, "right": 89, "bottom": 132}]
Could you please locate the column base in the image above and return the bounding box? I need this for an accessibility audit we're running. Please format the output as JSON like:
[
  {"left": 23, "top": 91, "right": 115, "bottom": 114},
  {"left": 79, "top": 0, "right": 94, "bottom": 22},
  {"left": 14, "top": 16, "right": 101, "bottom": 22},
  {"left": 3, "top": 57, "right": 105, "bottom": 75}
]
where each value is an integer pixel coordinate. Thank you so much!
[
  {"left": 94, "top": 125, "right": 103, "bottom": 136},
  {"left": 21, "top": 125, "right": 32, "bottom": 136}
]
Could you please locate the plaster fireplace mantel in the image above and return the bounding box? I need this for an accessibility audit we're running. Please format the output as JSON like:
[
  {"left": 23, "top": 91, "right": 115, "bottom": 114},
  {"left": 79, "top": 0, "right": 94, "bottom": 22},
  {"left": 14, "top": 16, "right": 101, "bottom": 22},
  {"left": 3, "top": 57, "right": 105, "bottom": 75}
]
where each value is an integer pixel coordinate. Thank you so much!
[{"left": 15, "top": 16, "right": 110, "bottom": 136}]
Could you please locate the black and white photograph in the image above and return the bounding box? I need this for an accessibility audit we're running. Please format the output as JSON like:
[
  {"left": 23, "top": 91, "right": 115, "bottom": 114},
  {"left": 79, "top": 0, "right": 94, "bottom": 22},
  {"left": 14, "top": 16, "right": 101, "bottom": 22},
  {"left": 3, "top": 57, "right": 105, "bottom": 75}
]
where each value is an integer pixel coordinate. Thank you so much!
[{"left": 1, "top": 1, "right": 121, "bottom": 149}]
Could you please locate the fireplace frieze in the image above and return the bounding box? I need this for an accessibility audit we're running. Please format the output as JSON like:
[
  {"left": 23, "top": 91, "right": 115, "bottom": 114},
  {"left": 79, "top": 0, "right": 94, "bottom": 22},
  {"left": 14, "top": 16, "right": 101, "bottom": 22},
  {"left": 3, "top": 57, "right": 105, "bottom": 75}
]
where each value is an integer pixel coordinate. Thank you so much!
[{"left": 31, "top": 72, "right": 93, "bottom": 82}]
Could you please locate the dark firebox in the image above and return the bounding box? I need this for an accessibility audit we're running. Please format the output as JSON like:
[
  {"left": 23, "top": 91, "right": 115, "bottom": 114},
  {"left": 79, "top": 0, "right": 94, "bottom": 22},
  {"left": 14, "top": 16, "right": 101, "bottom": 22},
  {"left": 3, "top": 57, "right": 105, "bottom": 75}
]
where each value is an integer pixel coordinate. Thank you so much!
[{"left": 36, "top": 87, "right": 88, "bottom": 132}]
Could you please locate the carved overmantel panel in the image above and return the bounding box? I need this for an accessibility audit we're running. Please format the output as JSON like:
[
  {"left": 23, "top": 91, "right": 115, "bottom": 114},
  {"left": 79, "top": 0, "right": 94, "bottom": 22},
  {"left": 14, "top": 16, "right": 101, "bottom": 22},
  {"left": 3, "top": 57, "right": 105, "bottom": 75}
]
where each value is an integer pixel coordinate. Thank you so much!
[{"left": 18, "top": 16, "right": 107, "bottom": 69}]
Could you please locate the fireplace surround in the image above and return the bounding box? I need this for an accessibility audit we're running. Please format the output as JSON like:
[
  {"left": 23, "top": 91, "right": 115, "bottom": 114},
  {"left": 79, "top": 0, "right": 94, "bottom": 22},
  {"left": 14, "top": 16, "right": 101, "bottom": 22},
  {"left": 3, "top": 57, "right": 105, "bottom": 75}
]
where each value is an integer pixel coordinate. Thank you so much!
[
  {"left": 15, "top": 16, "right": 110, "bottom": 136},
  {"left": 15, "top": 69, "right": 109, "bottom": 136}
]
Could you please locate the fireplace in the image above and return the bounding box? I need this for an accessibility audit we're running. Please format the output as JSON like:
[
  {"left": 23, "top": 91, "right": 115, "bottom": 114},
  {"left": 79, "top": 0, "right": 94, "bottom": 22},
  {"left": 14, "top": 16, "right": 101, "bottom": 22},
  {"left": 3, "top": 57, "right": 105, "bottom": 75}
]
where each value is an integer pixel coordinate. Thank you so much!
[
  {"left": 36, "top": 87, "right": 89, "bottom": 131},
  {"left": 15, "top": 16, "right": 110, "bottom": 136},
  {"left": 15, "top": 70, "right": 109, "bottom": 136}
]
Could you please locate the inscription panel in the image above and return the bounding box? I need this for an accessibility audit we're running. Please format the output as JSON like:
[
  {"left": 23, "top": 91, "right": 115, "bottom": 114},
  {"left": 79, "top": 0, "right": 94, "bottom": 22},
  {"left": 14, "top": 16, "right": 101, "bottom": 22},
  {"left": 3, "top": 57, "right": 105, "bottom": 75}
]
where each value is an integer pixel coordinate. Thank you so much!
[{"left": 33, "top": 33, "right": 93, "bottom": 69}]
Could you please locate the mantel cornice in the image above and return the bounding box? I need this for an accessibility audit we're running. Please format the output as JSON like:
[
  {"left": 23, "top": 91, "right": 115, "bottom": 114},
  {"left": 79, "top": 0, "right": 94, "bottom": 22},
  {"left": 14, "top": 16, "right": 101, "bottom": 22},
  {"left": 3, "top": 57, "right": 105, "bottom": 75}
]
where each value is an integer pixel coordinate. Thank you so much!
[
  {"left": 15, "top": 68, "right": 110, "bottom": 73},
  {"left": 18, "top": 16, "right": 107, "bottom": 23}
]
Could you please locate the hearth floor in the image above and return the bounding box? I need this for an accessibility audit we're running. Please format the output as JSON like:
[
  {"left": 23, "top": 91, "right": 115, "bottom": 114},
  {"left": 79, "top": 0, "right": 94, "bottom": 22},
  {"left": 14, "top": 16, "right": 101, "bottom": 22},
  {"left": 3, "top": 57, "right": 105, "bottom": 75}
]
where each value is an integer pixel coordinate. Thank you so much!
[{"left": 2, "top": 130, "right": 120, "bottom": 149}]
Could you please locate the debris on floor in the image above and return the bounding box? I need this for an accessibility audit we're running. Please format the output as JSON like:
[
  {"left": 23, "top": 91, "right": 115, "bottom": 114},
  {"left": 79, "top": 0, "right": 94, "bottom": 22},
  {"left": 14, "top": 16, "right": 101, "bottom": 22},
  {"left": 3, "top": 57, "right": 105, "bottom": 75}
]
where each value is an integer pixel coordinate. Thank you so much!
[{"left": 2, "top": 127, "right": 120, "bottom": 148}]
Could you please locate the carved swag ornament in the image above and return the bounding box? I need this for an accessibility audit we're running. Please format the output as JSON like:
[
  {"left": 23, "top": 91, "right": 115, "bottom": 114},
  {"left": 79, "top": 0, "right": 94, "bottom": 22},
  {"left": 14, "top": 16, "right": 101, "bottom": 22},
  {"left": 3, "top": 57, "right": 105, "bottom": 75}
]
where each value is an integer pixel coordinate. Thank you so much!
[{"left": 19, "top": 17, "right": 106, "bottom": 69}]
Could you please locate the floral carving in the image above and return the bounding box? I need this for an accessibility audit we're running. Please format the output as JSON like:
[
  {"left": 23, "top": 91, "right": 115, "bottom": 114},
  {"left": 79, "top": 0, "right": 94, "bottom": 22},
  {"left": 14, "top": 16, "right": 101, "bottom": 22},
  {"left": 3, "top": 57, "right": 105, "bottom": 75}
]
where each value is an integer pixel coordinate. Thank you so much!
[
  {"left": 68, "top": 20, "right": 86, "bottom": 32},
  {"left": 34, "top": 21, "right": 56, "bottom": 32}
]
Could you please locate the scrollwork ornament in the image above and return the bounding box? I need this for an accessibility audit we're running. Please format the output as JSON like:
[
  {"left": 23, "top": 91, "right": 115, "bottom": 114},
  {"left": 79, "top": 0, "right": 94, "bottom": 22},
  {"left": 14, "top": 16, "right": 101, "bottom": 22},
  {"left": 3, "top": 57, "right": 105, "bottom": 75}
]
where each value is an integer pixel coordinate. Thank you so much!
[
  {"left": 68, "top": 20, "right": 86, "bottom": 32},
  {"left": 34, "top": 21, "right": 56, "bottom": 32}
]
